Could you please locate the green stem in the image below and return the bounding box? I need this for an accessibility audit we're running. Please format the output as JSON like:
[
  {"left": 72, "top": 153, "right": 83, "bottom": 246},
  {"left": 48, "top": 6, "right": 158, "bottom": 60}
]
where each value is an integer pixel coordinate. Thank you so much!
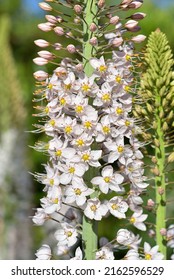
[
  {"left": 155, "top": 94, "right": 166, "bottom": 259},
  {"left": 82, "top": 0, "right": 98, "bottom": 260}
]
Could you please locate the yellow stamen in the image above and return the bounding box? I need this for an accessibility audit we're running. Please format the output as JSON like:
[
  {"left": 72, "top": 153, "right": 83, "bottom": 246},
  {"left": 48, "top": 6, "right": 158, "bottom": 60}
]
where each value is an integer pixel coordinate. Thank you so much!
[
  {"left": 117, "top": 145, "right": 124, "bottom": 153},
  {"left": 104, "top": 176, "right": 111, "bottom": 183},
  {"left": 52, "top": 198, "right": 59, "bottom": 204},
  {"left": 76, "top": 139, "right": 84, "bottom": 146},
  {"left": 65, "top": 126, "right": 72, "bottom": 134},
  {"left": 82, "top": 153, "right": 90, "bottom": 161},
  {"left": 90, "top": 205, "right": 97, "bottom": 212},
  {"left": 102, "top": 126, "right": 110, "bottom": 134},
  {"left": 69, "top": 167, "right": 75, "bottom": 174},
  {"left": 49, "top": 179, "right": 54, "bottom": 186},
  {"left": 75, "top": 105, "right": 84, "bottom": 113},
  {"left": 116, "top": 107, "right": 123, "bottom": 115},
  {"left": 60, "top": 97, "right": 66, "bottom": 105},
  {"left": 145, "top": 253, "right": 152, "bottom": 260},
  {"left": 64, "top": 83, "right": 72, "bottom": 90},
  {"left": 82, "top": 83, "right": 90, "bottom": 92},
  {"left": 130, "top": 217, "right": 136, "bottom": 224},
  {"left": 115, "top": 75, "right": 122, "bottom": 83},
  {"left": 84, "top": 121, "right": 92, "bottom": 129},
  {"left": 66, "top": 231, "right": 72, "bottom": 237},
  {"left": 102, "top": 93, "right": 111, "bottom": 102},
  {"left": 55, "top": 150, "right": 62, "bottom": 157},
  {"left": 74, "top": 188, "right": 82, "bottom": 195},
  {"left": 111, "top": 203, "right": 118, "bottom": 210},
  {"left": 99, "top": 65, "right": 107, "bottom": 72},
  {"left": 125, "top": 120, "right": 131, "bottom": 126},
  {"left": 50, "top": 120, "right": 55, "bottom": 126}
]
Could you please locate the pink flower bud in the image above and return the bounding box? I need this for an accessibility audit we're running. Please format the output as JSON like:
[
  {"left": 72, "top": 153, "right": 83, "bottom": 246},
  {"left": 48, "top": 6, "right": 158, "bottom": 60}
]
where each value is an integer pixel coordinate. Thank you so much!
[
  {"left": 38, "top": 22, "right": 53, "bottom": 32},
  {"left": 39, "top": 2, "right": 53, "bottom": 11},
  {"left": 121, "top": 0, "right": 132, "bottom": 4},
  {"left": 89, "top": 37, "right": 98, "bottom": 46},
  {"left": 33, "top": 57, "right": 48, "bottom": 66},
  {"left": 66, "top": 44, "right": 76, "bottom": 54},
  {"left": 90, "top": 23, "right": 97, "bottom": 32},
  {"left": 54, "top": 26, "right": 64, "bottom": 36},
  {"left": 148, "top": 229, "right": 155, "bottom": 238},
  {"left": 74, "top": 5, "right": 83, "bottom": 14},
  {"left": 125, "top": 20, "right": 138, "bottom": 29},
  {"left": 147, "top": 199, "right": 155, "bottom": 207},
  {"left": 38, "top": 50, "right": 54, "bottom": 60},
  {"left": 131, "top": 34, "right": 146, "bottom": 43},
  {"left": 45, "top": 15, "right": 57, "bottom": 24},
  {"left": 112, "top": 37, "right": 123, "bottom": 47},
  {"left": 158, "top": 187, "right": 164, "bottom": 195},
  {"left": 74, "top": 17, "right": 81, "bottom": 24},
  {"left": 98, "top": 0, "right": 105, "bottom": 8},
  {"left": 34, "top": 39, "right": 50, "bottom": 48},
  {"left": 53, "top": 43, "right": 62, "bottom": 50},
  {"left": 57, "top": 16, "right": 63, "bottom": 23},
  {"left": 33, "top": 70, "right": 48, "bottom": 81},
  {"left": 110, "top": 16, "right": 120, "bottom": 25},
  {"left": 160, "top": 228, "right": 167, "bottom": 236},
  {"left": 128, "top": 1, "right": 143, "bottom": 9},
  {"left": 75, "top": 63, "right": 83, "bottom": 72},
  {"left": 130, "top": 12, "right": 146, "bottom": 20}
]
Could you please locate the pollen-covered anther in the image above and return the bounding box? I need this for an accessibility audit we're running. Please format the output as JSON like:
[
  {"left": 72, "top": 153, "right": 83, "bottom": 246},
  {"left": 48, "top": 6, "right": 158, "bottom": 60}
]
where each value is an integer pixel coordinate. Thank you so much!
[
  {"left": 111, "top": 203, "right": 118, "bottom": 210},
  {"left": 90, "top": 205, "right": 97, "bottom": 212},
  {"left": 55, "top": 150, "right": 62, "bottom": 157},
  {"left": 104, "top": 176, "right": 111, "bottom": 183},
  {"left": 75, "top": 105, "right": 84, "bottom": 113},
  {"left": 117, "top": 145, "right": 124, "bottom": 153},
  {"left": 82, "top": 153, "right": 90, "bottom": 162},
  {"left": 102, "top": 126, "right": 110, "bottom": 134},
  {"left": 65, "top": 126, "right": 72, "bottom": 134},
  {"left": 74, "top": 188, "right": 82, "bottom": 195},
  {"left": 145, "top": 253, "right": 152, "bottom": 260}
]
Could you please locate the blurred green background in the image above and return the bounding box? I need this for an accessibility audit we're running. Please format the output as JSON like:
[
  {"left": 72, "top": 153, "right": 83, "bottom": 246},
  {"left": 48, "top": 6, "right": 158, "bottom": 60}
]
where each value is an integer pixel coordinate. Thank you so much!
[{"left": 0, "top": 0, "right": 174, "bottom": 259}]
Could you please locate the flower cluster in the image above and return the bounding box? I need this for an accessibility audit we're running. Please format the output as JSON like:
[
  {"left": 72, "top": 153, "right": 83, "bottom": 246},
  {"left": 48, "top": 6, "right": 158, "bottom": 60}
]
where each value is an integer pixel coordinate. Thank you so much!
[{"left": 32, "top": 0, "right": 150, "bottom": 260}]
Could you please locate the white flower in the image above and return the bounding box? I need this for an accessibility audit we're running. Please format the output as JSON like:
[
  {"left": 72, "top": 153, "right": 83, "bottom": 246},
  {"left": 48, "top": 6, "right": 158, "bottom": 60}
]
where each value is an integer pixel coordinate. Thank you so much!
[
  {"left": 124, "top": 249, "right": 140, "bottom": 260},
  {"left": 116, "top": 229, "right": 141, "bottom": 249},
  {"left": 167, "top": 224, "right": 174, "bottom": 248},
  {"left": 130, "top": 210, "right": 147, "bottom": 231},
  {"left": 78, "top": 149, "right": 102, "bottom": 168},
  {"left": 107, "top": 196, "right": 128, "bottom": 218},
  {"left": 32, "top": 208, "right": 49, "bottom": 225},
  {"left": 90, "top": 56, "right": 108, "bottom": 77},
  {"left": 70, "top": 247, "right": 83, "bottom": 260},
  {"left": 65, "top": 177, "right": 94, "bottom": 206},
  {"left": 58, "top": 161, "right": 87, "bottom": 185},
  {"left": 91, "top": 165, "right": 124, "bottom": 194},
  {"left": 35, "top": 244, "right": 51, "bottom": 260},
  {"left": 144, "top": 242, "right": 164, "bottom": 260},
  {"left": 84, "top": 198, "right": 108, "bottom": 220},
  {"left": 95, "top": 247, "right": 114, "bottom": 260},
  {"left": 55, "top": 222, "right": 78, "bottom": 247}
]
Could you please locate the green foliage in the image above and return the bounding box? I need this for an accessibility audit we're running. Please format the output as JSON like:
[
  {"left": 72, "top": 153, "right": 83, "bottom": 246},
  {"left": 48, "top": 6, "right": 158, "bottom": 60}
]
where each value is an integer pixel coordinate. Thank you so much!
[{"left": 134, "top": 29, "right": 174, "bottom": 259}]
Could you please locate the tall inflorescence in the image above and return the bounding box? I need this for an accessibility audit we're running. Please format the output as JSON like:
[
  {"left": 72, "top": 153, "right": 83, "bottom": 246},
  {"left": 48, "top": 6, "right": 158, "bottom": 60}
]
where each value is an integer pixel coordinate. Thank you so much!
[
  {"left": 134, "top": 29, "right": 174, "bottom": 260},
  {"left": 32, "top": 0, "right": 162, "bottom": 260}
]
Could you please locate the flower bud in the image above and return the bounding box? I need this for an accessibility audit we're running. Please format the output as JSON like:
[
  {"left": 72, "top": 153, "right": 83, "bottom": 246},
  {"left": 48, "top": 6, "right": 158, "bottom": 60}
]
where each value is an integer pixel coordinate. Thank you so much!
[
  {"left": 38, "top": 22, "right": 53, "bottom": 32},
  {"left": 34, "top": 39, "right": 50, "bottom": 48},
  {"left": 33, "top": 57, "right": 48, "bottom": 66},
  {"left": 125, "top": 20, "right": 138, "bottom": 30},
  {"left": 38, "top": 50, "right": 54, "bottom": 60},
  {"left": 121, "top": 0, "right": 132, "bottom": 4},
  {"left": 112, "top": 37, "right": 123, "bottom": 47},
  {"left": 45, "top": 15, "right": 57, "bottom": 24},
  {"left": 128, "top": 1, "right": 143, "bottom": 9},
  {"left": 158, "top": 187, "right": 164, "bottom": 195},
  {"left": 33, "top": 70, "right": 49, "bottom": 81},
  {"left": 130, "top": 12, "right": 146, "bottom": 20},
  {"left": 147, "top": 199, "right": 155, "bottom": 208},
  {"left": 39, "top": 2, "right": 53, "bottom": 11},
  {"left": 131, "top": 34, "right": 146, "bottom": 43},
  {"left": 160, "top": 228, "right": 167, "bottom": 236},
  {"left": 110, "top": 16, "right": 120, "bottom": 25},
  {"left": 53, "top": 43, "right": 62, "bottom": 50},
  {"left": 90, "top": 23, "right": 97, "bottom": 32},
  {"left": 66, "top": 44, "right": 76, "bottom": 53},
  {"left": 75, "top": 64, "right": 84, "bottom": 72},
  {"left": 54, "top": 26, "right": 64, "bottom": 36},
  {"left": 98, "top": 0, "right": 105, "bottom": 8},
  {"left": 89, "top": 37, "right": 98, "bottom": 46},
  {"left": 74, "top": 5, "right": 83, "bottom": 14}
]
